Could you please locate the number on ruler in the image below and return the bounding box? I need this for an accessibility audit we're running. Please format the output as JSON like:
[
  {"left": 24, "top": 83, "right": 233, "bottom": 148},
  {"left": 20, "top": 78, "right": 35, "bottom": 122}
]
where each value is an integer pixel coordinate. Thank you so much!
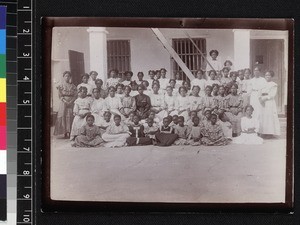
[
  {"left": 23, "top": 194, "right": 30, "bottom": 199},
  {"left": 23, "top": 147, "right": 30, "bottom": 151},
  {"left": 23, "top": 99, "right": 30, "bottom": 104},
  {"left": 23, "top": 52, "right": 30, "bottom": 57},
  {"left": 23, "top": 170, "right": 30, "bottom": 175},
  {"left": 23, "top": 29, "right": 30, "bottom": 33},
  {"left": 23, "top": 217, "right": 30, "bottom": 223},
  {"left": 23, "top": 76, "right": 30, "bottom": 80}
]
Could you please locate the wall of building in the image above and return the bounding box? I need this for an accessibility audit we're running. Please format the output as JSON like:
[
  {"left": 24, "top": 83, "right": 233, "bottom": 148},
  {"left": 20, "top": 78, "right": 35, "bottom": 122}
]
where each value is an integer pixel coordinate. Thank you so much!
[{"left": 106, "top": 28, "right": 234, "bottom": 80}]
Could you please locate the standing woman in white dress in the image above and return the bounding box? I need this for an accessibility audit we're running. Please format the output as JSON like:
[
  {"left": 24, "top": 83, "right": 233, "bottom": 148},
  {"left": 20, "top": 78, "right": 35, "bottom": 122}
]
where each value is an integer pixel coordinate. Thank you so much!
[
  {"left": 206, "top": 50, "right": 223, "bottom": 72},
  {"left": 258, "top": 70, "right": 281, "bottom": 137},
  {"left": 249, "top": 66, "right": 267, "bottom": 120}
]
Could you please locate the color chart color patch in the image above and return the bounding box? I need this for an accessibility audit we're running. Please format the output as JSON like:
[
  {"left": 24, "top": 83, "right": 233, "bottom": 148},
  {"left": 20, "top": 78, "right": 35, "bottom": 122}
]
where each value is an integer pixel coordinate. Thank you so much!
[{"left": 0, "top": 5, "right": 6, "bottom": 222}]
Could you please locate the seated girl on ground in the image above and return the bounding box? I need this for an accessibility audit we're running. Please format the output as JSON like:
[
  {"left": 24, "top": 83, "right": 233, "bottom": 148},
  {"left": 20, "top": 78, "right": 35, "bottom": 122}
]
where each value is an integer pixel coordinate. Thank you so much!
[
  {"left": 201, "top": 113, "right": 228, "bottom": 146},
  {"left": 218, "top": 112, "right": 233, "bottom": 139},
  {"left": 102, "top": 114, "right": 131, "bottom": 147},
  {"left": 126, "top": 115, "right": 153, "bottom": 146},
  {"left": 72, "top": 115, "right": 104, "bottom": 148},
  {"left": 188, "top": 116, "right": 202, "bottom": 146},
  {"left": 144, "top": 118, "right": 159, "bottom": 143},
  {"left": 174, "top": 116, "right": 190, "bottom": 145},
  {"left": 155, "top": 117, "right": 178, "bottom": 146}
]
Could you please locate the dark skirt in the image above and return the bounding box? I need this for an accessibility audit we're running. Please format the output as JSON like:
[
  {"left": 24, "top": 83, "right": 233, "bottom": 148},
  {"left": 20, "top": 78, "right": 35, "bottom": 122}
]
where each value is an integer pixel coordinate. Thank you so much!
[
  {"left": 53, "top": 101, "right": 74, "bottom": 135},
  {"left": 155, "top": 133, "right": 178, "bottom": 146},
  {"left": 126, "top": 137, "right": 153, "bottom": 146}
]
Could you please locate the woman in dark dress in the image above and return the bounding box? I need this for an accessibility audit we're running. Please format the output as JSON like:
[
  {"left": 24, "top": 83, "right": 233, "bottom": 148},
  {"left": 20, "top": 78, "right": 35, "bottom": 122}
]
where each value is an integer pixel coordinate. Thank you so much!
[
  {"left": 134, "top": 85, "right": 151, "bottom": 119},
  {"left": 53, "top": 71, "right": 77, "bottom": 138}
]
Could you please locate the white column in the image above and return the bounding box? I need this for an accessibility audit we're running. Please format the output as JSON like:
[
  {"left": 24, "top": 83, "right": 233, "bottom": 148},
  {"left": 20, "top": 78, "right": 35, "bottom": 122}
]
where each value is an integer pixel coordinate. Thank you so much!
[
  {"left": 87, "top": 27, "right": 108, "bottom": 83},
  {"left": 233, "top": 30, "right": 250, "bottom": 70}
]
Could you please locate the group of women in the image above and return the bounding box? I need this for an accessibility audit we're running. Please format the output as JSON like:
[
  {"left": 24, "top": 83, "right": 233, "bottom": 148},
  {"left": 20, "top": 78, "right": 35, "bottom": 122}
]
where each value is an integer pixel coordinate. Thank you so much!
[{"left": 53, "top": 52, "right": 281, "bottom": 147}]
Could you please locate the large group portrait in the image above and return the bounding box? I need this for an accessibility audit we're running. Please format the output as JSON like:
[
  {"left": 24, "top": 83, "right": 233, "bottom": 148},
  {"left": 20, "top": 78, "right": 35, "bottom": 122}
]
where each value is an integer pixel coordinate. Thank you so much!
[{"left": 43, "top": 18, "right": 293, "bottom": 210}]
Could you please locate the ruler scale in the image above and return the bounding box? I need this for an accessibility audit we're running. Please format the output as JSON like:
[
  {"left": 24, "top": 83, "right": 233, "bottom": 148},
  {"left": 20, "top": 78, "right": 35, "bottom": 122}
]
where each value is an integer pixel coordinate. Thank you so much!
[
  {"left": 17, "top": 0, "right": 33, "bottom": 224},
  {"left": 0, "top": 0, "right": 17, "bottom": 223}
]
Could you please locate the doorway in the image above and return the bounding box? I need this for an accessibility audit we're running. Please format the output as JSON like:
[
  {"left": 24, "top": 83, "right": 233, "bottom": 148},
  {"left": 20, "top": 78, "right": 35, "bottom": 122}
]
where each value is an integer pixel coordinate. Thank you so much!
[
  {"left": 68, "top": 50, "right": 85, "bottom": 86},
  {"left": 250, "top": 39, "right": 285, "bottom": 114}
]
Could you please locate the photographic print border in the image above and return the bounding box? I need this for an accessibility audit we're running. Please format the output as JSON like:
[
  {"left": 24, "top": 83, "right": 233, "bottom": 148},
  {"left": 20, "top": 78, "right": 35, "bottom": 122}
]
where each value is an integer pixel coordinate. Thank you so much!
[{"left": 42, "top": 17, "right": 294, "bottom": 212}]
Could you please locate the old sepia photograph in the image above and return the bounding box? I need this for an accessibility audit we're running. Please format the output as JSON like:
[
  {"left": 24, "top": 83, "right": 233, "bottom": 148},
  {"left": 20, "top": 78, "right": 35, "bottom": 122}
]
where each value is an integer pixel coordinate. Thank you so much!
[{"left": 44, "top": 18, "right": 293, "bottom": 208}]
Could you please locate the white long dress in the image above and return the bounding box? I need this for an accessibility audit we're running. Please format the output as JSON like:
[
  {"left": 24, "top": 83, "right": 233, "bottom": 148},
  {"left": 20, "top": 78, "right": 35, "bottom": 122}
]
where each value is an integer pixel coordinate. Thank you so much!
[
  {"left": 249, "top": 77, "right": 267, "bottom": 120},
  {"left": 232, "top": 116, "right": 263, "bottom": 145},
  {"left": 150, "top": 93, "right": 167, "bottom": 121},
  {"left": 206, "top": 58, "right": 222, "bottom": 71},
  {"left": 164, "top": 95, "right": 178, "bottom": 116},
  {"left": 70, "top": 97, "right": 92, "bottom": 140},
  {"left": 90, "top": 98, "right": 107, "bottom": 126},
  {"left": 175, "top": 95, "right": 191, "bottom": 121},
  {"left": 102, "top": 123, "right": 130, "bottom": 147},
  {"left": 104, "top": 96, "right": 124, "bottom": 120},
  {"left": 189, "top": 95, "right": 203, "bottom": 118},
  {"left": 259, "top": 81, "right": 281, "bottom": 135}
]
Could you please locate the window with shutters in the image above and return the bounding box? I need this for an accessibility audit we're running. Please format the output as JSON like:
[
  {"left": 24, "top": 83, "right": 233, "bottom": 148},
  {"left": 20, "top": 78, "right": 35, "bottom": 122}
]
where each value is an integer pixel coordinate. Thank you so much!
[
  {"left": 172, "top": 38, "right": 206, "bottom": 82},
  {"left": 107, "top": 40, "right": 131, "bottom": 78}
]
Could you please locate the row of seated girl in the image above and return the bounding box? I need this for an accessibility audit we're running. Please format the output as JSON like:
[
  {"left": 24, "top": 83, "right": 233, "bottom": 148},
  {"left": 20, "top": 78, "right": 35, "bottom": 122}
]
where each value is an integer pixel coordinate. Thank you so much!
[{"left": 72, "top": 104, "right": 263, "bottom": 148}]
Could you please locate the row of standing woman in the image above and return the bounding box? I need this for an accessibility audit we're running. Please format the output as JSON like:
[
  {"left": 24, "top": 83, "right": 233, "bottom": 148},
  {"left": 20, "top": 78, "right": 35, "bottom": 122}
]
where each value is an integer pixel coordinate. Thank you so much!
[{"left": 53, "top": 65, "right": 280, "bottom": 147}]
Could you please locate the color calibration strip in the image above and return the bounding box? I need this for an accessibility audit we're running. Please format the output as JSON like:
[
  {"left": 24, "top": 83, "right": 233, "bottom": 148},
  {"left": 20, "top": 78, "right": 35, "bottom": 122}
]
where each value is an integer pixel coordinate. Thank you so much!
[{"left": 0, "top": 5, "right": 6, "bottom": 222}]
